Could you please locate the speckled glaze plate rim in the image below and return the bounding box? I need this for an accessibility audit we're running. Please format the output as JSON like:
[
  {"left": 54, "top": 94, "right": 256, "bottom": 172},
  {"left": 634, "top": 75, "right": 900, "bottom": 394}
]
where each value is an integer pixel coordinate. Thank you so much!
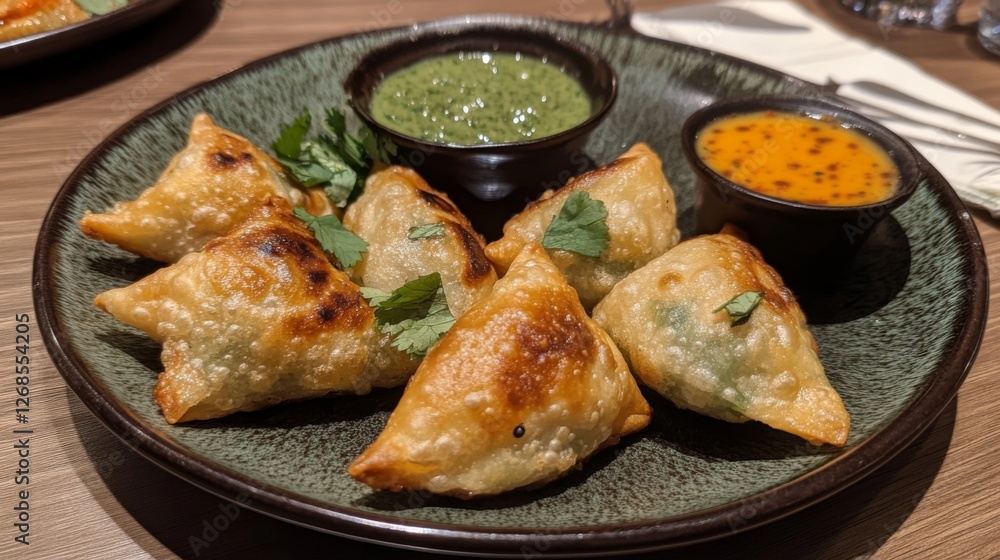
[
  {"left": 33, "top": 15, "right": 988, "bottom": 558},
  {"left": 0, "top": 0, "right": 183, "bottom": 70}
]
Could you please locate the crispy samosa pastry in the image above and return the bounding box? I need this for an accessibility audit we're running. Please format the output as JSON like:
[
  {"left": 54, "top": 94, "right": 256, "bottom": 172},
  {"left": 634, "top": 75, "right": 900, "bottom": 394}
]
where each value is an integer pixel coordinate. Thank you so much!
[
  {"left": 94, "top": 200, "right": 415, "bottom": 423},
  {"left": 342, "top": 166, "right": 496, "bottom": 318},
  {"left": 349, "top": 243, "right": 651, "bottom": 497},
  {"left": 592, "top": 232, "right": 850, "bottom": 446},
  {"left": 80, "top": 113, "right": 334, "bottom": 263},
  {"left": 485, "top": 143, "right": 680, "bottom": 309}
]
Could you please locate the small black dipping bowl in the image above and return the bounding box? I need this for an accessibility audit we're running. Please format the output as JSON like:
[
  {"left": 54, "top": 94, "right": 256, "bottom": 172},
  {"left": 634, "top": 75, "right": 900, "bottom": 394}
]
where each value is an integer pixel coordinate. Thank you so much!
[
  {"left": 681, "top": 96, "right": 922, "bottom": 289},
  {"left": 344, "top": 23, "right": 616, "bottom": 239}
]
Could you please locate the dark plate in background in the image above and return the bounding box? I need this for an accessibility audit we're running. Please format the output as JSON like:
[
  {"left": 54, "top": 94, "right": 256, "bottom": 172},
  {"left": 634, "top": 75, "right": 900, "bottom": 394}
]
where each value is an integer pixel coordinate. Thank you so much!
[
  {"left": 33, "top": 15, "right": 987, "bottom": 557},
  {"left": 0, "top": 0, "right": 183, "bottom": 69}
]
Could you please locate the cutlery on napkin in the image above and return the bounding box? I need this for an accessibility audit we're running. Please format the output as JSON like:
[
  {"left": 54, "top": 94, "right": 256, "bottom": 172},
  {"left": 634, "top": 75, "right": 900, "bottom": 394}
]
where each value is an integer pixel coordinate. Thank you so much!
[{"left": 631, "top": 0, "right": 1000, "bottom": 217}]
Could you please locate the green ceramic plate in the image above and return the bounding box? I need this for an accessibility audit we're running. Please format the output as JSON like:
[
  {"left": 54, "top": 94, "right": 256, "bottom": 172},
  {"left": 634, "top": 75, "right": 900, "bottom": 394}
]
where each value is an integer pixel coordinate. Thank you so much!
[{"left": 34, "top": 16, "right": 987, "bottom": 557}]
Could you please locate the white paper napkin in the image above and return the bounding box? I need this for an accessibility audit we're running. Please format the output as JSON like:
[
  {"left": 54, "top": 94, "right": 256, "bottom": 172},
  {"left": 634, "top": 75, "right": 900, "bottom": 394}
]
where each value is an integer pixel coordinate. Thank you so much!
[{"left": 632, "top": 0, "right": 1000, "bottom": 216}]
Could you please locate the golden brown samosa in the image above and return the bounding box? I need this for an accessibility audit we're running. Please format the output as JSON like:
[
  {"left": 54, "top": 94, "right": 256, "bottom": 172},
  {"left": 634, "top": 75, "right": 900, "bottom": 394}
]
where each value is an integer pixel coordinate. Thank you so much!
[
  {"left": 80, "top": 113, "right": 334, "bottom": 263},
  {"left": 349, "top": 243, "right": 651, "bottom": 497},
  {"left": 485, "top": 143, "right": 680, "bottom": 309},
  {"left": 94, "top": 200, "right": 415, "bottom": 423},
  {"left": 343, "top": 166, "right": 496, "bottom": 318},
  {"left": 592, "top": 232, "right": 850, "bottom": 446}
]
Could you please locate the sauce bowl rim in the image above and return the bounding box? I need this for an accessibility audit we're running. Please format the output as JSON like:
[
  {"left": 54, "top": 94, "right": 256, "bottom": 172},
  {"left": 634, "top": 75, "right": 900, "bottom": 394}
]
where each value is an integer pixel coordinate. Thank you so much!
[
  {"left": 343, "top": 22, "right": 618, "bottom": 152},
  {"left": 681, "top": 95, "right": 924, "bottom": 213}
]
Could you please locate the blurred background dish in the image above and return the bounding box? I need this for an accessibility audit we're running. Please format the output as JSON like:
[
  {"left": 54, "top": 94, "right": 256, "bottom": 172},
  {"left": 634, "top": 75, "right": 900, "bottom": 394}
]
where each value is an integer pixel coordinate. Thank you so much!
[{"left": 0, "top": 0, "right": 182, "bottom": 69}]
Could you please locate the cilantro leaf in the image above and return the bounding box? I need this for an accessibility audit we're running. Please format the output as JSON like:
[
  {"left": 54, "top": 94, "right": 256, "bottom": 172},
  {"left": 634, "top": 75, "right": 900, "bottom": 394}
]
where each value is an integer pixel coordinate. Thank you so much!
[
  {"left": 325, "top": 107, "right": 347, "bottom": 137},
  {"left": 408, "top": 223, "right": 445, "bottom": 240},
  {"left": 304, "top": 137, "right": 357, "bottom": 203},
  {"left": 359, "top": 287, "right": 391, "bottom": 307},
  {"left": 325, "top": 108, "right": 368, "bottom": 170},
  {"left": 292, "top": 207, "right": 368, "bottom": 268},
  {"left": 368, "top": 273, "right": 443, "bottom": 325},
  {"left": 388, "top": 311, "right": 456, "bottom": 357},
  {"left": 361, "top": 127, "right": 398, "bottom": 163},
  {"left": 272, "top": 108, "right": 311, "bottom": 160},
  {"left": 713, "top": 291, "right": 765, "bottom": 327},
  {"left": 75, "top": 0, "right": 127, "bottom": 15},
  {"left": 360, "top": 272, "right": 456, "bottom": 357},
  {"left": 276, "top": 156, "right": 335, "bottom": 187},
  {"left": 306, "top": 138, "right": 356, "bottom": 184},
  {"left": 541, "top": 191, "right": 610, "bottom": 258},
  {"left": 271, "top": 108, "right": 375, "bottom": 207}
]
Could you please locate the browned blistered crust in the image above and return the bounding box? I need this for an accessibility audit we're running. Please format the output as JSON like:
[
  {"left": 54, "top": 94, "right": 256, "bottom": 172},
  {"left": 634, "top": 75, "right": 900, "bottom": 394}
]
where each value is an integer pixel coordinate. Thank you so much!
[
  {"left": 349, "top": 243, "right": 651, "bottom": 498},
  {"left": 95, "top": 199, "right": 415, "bottom": 424},
  {"left": 80, "top": 113, "right": 335, "bottom": 263}
]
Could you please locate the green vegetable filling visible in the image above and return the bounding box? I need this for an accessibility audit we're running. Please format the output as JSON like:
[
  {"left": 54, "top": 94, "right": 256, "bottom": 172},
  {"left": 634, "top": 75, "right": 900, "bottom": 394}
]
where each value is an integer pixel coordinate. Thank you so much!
[
  {"left": 653, "top": 302, "right": 689, "bottom": 331},
  {"left": 650, "top": 300, "right": 750, "bottom": 415}
]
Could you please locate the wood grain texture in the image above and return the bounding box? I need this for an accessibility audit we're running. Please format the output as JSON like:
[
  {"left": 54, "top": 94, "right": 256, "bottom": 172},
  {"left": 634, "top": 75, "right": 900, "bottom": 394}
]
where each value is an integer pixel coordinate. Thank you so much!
[{"left": 1, "top": 0, "right": 997, "bottom": 558}]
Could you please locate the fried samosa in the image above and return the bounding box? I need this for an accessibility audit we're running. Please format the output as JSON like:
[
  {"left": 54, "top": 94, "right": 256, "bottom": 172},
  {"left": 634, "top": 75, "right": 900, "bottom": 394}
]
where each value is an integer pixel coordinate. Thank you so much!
[
  {"left": 342, "top": 166, "right": 496, "bottom": 318},
  {"left": 349, "top": 243, "right": 651, "bottom": 497},
  {"left": 592, "top": 232, "right": 850, "bottom": 446},
  {"left": 80, "top": 113, "right": 334, "bottom": 263},
  {"left": 94, "top": 200, "right": 416, "bottom": 423},
  {"left": 485, "top": 143, "right": 680, "bottom": 309}
]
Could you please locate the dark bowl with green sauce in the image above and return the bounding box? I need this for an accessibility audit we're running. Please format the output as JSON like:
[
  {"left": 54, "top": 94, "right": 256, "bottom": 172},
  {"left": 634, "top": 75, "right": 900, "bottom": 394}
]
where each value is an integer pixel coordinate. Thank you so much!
[{"left": 345, "top": 22, "right": 616, "bottom": 236}]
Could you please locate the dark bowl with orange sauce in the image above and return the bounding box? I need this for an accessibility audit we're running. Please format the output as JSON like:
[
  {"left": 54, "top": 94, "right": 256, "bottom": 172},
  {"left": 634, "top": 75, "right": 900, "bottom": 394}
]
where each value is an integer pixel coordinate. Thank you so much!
[{"left": 681, "top": 96, "right": 922, "bottom": 289}]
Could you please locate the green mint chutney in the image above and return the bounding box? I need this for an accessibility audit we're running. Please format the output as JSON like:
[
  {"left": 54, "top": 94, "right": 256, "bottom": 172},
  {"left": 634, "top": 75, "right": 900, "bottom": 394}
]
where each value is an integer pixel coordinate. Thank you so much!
[{"left": 370, "top": 52, "right": 593, "bottom": 145}]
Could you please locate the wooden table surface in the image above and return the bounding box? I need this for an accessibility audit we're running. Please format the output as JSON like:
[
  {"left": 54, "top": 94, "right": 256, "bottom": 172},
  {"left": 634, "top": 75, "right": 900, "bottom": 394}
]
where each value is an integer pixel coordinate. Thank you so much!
[{"left": 1, "top": 0, "right": 997, "bottom": 558}]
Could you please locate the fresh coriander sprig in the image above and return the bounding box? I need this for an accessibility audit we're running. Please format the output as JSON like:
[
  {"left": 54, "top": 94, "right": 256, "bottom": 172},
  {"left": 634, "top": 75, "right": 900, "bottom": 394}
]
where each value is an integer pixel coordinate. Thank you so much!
[
  {"left": 272, "top": 108, "right": 393, "bottom": 207},
  {"left": 361, "top": 126, "right": 397, "bottom": 164},
  {"left": 713, "top": 291, "right": 765, "bottom": 327},
  {"left": 407, "top": 223, "right": 445, "bottom": 240},
  {"left": 360, "top": 273, "right": 455, "bottom": 357},
  {"left": 541, "top": 191, "right": 610, "bottom": 257},
  {"left": 292, "top": 208, "right": 368, "bottom": 268}
]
